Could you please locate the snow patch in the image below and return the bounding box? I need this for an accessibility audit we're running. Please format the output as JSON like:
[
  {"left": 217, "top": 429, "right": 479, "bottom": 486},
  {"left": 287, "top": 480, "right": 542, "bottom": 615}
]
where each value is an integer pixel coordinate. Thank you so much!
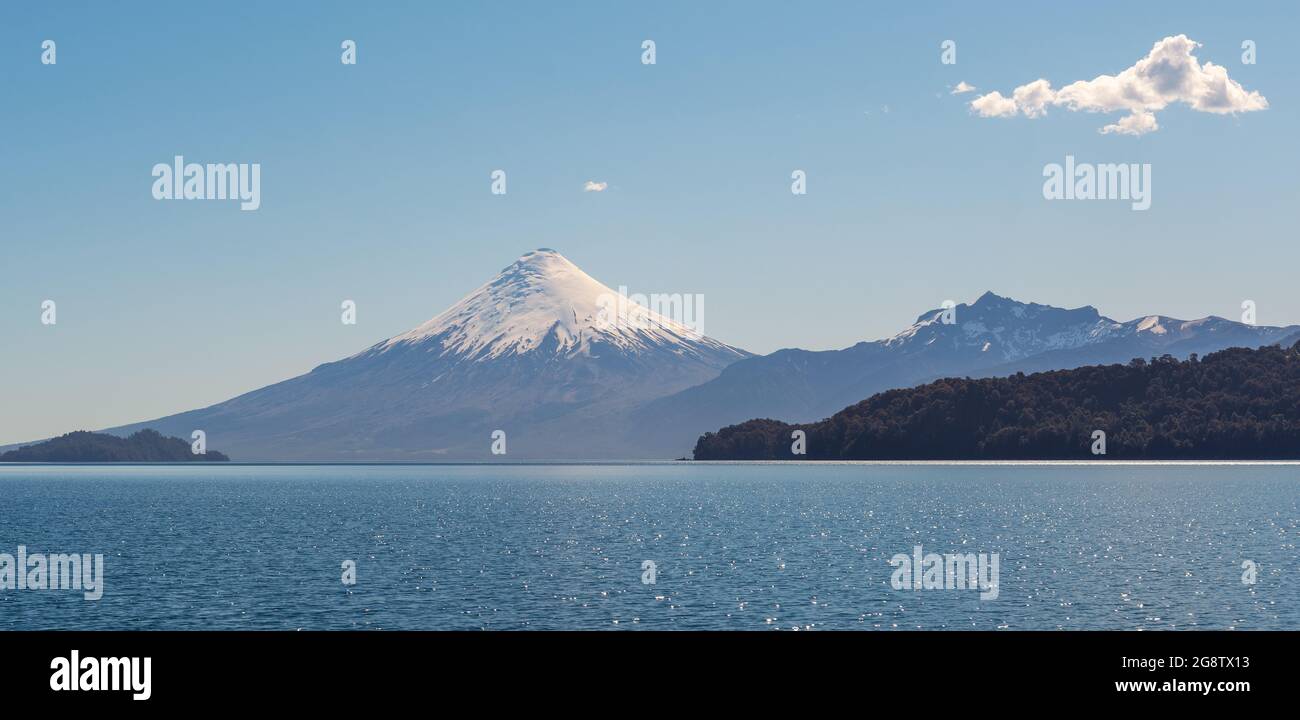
[{"left": 1136, "top": 316, "right": 1167, "bottom": 335}]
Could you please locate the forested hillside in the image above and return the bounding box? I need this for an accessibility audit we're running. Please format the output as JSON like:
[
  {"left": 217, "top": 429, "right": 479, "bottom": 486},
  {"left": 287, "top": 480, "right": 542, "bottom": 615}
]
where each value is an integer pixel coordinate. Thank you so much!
[{"left": 693, "top": 343, "right": 1300, "bottom": 460}]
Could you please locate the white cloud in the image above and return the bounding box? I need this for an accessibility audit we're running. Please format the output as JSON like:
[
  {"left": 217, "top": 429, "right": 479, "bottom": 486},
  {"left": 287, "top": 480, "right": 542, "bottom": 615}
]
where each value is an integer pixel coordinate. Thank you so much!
[
  {"left": 1011, "top": 78, "right": 1055, "bottom": 118},
  {"left": 583, "top": 181, "right": 608, "bottom": 192},
  {"left": 1100, "top": 110, "right": 1159, "bottom": 136},
  {"left": 951, "top": 81, "right": 977, "bottom": 95},
  {"left": 970, "top": 90, "right": 1017, "bottom": 117},
  {"left": 969, "top": 35, "right": 1267, "bottom": 135}
]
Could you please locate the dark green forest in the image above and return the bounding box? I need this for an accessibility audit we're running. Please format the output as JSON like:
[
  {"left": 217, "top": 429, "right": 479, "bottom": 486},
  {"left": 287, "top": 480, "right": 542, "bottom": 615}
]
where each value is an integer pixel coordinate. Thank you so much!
[
  {"left": 693, "top": 342, "right": 1300, "bottom": 460},
  {"left": 0, "top": 429, "right": 230, "bottom": 462}
]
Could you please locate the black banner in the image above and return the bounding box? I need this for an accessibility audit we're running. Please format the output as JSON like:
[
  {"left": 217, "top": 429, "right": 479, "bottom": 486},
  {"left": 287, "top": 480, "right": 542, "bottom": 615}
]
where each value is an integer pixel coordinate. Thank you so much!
[{"left": 1, "top": 630, "right": 1283, "bottom": 709}]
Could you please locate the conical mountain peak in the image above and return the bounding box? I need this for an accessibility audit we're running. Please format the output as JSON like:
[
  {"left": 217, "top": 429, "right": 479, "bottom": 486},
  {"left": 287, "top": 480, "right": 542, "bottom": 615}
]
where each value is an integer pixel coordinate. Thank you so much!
[{"left": 373, "top": 249, "right": 748, "bottom": 362}]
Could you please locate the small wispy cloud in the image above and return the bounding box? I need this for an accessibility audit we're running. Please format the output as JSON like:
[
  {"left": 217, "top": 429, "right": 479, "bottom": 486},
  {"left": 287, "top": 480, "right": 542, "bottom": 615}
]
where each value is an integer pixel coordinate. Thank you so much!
[
  {"left": 950, "top": 81, "right": 976, "bottom": 95},
  {"left": 969, "top": 35, "right": 1267, "bottom": 136},
  {"left": 583, "top": 181, "right": 608, "bottom": 192}
]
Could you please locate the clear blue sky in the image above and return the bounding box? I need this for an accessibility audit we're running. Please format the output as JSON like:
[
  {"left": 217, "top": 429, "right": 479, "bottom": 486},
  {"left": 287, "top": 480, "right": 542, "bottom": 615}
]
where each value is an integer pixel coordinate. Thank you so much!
[{"left": 2, "top": 1, "right": 1296, "bottom": 444}]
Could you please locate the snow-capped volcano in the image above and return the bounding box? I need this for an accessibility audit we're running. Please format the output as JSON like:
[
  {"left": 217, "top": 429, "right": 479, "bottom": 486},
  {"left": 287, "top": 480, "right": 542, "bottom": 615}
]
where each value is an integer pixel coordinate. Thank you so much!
[
  {"left": 105, "top": 249, "right": 749, "bottom": 460},
  {"left": 370, "top": 248, "right": 735, "bottom": 361}
]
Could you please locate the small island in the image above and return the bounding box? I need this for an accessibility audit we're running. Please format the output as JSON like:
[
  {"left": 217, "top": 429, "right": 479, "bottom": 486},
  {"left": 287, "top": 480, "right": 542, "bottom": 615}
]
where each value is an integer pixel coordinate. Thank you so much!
[{"left": 0, "top": 429, "right": 230, "bottom": 462}]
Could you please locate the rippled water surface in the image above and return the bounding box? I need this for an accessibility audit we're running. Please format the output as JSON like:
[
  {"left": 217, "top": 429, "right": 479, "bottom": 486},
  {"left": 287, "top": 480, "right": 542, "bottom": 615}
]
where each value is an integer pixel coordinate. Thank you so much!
[{"left": 0, "top": 463, "right": 1295, "bottom": 630}]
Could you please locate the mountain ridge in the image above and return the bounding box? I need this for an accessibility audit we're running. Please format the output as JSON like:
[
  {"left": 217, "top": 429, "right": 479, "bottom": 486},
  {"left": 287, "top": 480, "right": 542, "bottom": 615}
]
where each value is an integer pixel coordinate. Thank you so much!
[{"left": 635, "top": 290, "right": 1300, "bottom": 456}]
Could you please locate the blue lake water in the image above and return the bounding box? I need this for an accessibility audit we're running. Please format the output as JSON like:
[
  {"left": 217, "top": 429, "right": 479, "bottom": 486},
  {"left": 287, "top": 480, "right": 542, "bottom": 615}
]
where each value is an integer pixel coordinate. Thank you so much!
[{"left": 0, "top": 463, "right": 1295, "bottom": 630}]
